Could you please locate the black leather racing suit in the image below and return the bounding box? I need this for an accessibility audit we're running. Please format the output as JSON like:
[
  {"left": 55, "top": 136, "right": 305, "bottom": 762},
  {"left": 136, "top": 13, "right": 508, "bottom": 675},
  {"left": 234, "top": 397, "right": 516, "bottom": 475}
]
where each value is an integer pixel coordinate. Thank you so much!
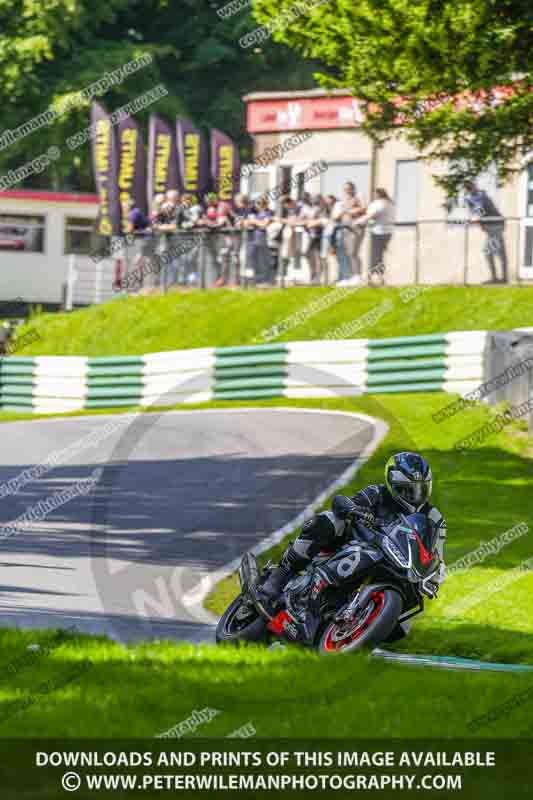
[{"left": 290, "top": 484, "right": 447, "bottom": 586}]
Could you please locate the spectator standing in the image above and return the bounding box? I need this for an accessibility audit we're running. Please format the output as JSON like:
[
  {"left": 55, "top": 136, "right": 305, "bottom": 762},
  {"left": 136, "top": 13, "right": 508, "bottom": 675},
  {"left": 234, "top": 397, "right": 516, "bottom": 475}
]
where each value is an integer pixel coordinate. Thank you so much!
[
  {"left": 297, "top": 191, "right": 313, "bottom": 216},
  {"left": 200, "top": 193, "right": 222, "bottom": 286},
  {"left": 463, "top": 181, "right": 508, "bottom": 283},
  {"left": 320, "top": 194, "right": 338, "bottom": 284},
  {"left": 213, "top": 200, "right": 236, "bottom": 287},
  {"left": 279, "top": 196, "right": 299, "bottom": 284},
  {"left": 266, "top": 216, "right": 283, "bottom": 284},
  {"left": 181, "top": 194, "right": 203, "bottom": 227},
  {"left": 158, "top": 190, "right": 183, "bottom": 228},
  {"left": 301, "top": 194, "right": 325, "bottom": 284},
  {"left": 247, "top": 196, "right": 274, "bottom": 284},
  {"left": 179, "top": 194, "right": 203, "bottom": 286},
  {"left": 203, "top": 193, "right": 219, "bottom": 224},
  {"left": 333, "top": 182, "right": 366, "bottom": 285},
  {"left": 150, "top": 194, "right": 166, "bottom": 225},
  {"left": 127, "top": 199, "right": 150, "bottom": 234},
  {"left": 138, "top": 193, "right": 166, "bottom": 289},
  {"left": 126, "top": 198, "right": 152, "bottom": 291},
  {"left": 153, "top": 190, "right": 184, "bottom": 288},
  {"left": 233, "top": 194, "right": 253, "bottom": 284},
  {"left": 356, "top": 188, "right": 395, "bottom": 284},
  {"left": 190, "top": 194, "right": 205, "bottom": 225},
  {"left": 233, "top": 194, "right": 252, "bottom": 225}
]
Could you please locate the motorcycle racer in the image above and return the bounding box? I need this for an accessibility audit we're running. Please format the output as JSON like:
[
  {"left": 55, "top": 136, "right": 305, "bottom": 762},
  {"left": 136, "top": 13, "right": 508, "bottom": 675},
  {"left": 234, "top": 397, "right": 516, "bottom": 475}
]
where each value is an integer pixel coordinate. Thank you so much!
[{"left": 260, "top": 452, "right": 447, "bottom": 636}]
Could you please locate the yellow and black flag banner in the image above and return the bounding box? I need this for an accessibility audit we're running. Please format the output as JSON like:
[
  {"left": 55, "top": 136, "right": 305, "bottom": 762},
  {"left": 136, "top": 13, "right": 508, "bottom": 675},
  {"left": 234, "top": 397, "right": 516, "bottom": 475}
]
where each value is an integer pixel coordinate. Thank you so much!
[
  {"left": 176, "top": 117, "right": 209, "bottom": 199},
  {"left": 147, "top": 113, "right": 179, "bottom": 204},
  {"left": 210, "top": 128, "right": 241, "bottom": 202},
  {"left": 117, "top": 114, "right": 147, "bottom": 234},
  {"left": 91, "top": 102, "right": 122, "bottom": 236}
]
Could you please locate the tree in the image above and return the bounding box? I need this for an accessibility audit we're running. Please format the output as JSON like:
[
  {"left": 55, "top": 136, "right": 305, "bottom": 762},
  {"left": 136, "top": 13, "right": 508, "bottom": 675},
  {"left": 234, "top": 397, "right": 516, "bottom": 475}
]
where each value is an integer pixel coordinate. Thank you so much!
[
  {"left": 0, "top": 0, "right": 318, "bottom": 191},
  {"left": 252, "top": 0, "right": 533, "bottom": 195}
]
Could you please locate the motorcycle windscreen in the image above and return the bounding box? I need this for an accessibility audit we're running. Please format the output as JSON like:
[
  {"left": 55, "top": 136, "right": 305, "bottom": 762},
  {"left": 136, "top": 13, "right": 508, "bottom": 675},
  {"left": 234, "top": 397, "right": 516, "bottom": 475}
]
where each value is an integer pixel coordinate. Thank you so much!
[
  {"left": 386, "top": 513, "right": 439, "bottom": 578},
  {"left": 402, "top": 513, "right": 439, "bottom": 578}
]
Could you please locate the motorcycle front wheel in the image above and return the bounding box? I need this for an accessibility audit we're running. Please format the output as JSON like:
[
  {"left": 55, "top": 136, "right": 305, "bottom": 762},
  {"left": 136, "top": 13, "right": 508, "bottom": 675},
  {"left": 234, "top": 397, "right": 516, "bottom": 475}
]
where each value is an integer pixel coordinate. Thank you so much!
[
  {"left": 319, "top": 588, "right": 403, "bottom": 654},
  {"left": 216, "top": 594, "right": 268, "bottom": 645}
]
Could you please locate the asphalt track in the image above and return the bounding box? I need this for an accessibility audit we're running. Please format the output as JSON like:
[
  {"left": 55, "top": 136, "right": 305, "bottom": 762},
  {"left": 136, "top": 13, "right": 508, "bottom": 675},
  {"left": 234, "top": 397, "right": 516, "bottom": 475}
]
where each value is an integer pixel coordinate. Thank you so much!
[{"left": 0, "top": 408, "right": 385, "bottom": 643}]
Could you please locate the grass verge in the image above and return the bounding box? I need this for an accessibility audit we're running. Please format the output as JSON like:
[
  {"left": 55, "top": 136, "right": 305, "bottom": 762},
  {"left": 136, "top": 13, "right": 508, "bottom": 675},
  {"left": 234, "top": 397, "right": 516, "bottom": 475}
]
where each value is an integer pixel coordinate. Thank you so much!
[
  {"left": 9, "top": 285, "right": 533, "bottom": 356},
  {"left": 1, "top": 626, "right": 533, "bottom": 738},
  {"left": 0, "top": 391, "right": 532, "bottom": 737},
  {"left": 203, "top": 393, "right": 533, "bottom": 670}
]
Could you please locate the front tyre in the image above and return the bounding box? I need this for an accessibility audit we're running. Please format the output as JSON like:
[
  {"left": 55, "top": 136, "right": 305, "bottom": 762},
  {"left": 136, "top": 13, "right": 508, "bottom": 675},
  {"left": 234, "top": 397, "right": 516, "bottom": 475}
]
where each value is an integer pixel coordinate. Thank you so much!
[
  {"left": 216, "top": 595, "right": 268, "bottom": 644},
  {"left": 319, "top": 589, "right": 403, "bottom": 654}
]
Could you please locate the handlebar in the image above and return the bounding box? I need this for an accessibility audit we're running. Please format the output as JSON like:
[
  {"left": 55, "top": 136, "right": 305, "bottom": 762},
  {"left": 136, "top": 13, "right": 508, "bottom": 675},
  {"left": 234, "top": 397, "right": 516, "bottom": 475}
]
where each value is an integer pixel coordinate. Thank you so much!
[
  {"left": 350, "top": 515, "right": 383, "bottom": 545},
  {"left": 348, "top": 505, "right": 381, "bottom": 529}
]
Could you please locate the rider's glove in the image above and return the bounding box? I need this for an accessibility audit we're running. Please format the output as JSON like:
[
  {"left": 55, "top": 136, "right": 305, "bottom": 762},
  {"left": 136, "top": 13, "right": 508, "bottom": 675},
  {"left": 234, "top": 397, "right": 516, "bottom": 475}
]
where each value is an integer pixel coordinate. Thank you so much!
[{"left": 354, "top": 509, "right": 376, "bottom": 528}]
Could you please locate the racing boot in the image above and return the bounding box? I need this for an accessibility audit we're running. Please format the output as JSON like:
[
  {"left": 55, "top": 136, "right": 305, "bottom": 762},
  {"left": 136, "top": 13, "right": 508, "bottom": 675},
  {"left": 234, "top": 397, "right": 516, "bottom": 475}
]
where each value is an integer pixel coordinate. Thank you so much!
[{"left": 260, "top": 543, "right": 307, "bottom": 611}]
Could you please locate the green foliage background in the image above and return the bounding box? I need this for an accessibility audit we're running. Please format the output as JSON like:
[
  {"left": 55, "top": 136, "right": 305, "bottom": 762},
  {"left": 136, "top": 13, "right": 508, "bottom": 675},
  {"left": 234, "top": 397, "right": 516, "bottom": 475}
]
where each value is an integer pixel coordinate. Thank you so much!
[
  {"left": 0, "top": 0, "right": 318, "bottom": 191},
  {"left": 252, "top": 0, "right": 533, "bottom": 194}
]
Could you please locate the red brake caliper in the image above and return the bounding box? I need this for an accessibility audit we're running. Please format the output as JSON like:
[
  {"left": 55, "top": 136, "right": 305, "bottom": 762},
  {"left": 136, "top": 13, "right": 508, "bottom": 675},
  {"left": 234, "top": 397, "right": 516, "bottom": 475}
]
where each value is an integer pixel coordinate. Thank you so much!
[{"left": 324, "top": 591, "right": 385, "bottom": 652}]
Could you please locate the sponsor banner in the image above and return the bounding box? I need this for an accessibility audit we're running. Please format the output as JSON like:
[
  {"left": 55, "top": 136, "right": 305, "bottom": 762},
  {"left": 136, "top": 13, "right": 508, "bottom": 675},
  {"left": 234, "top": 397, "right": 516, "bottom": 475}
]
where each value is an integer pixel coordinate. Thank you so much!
[
  {"left": 90, "top": 102, "right": 122, "bottom": 236},
  {"left": 210, "top": 129, "right": 241, "bottom": 202},
  {"left": 246, "top": 85, "right": 519, "bottom": 134},
  {"left": 117, "top": 115, "right": 147, "bottom": 233},
  {"left": 247, "top": 95, "right": 365, "bottom": 133},
  {"left": 147, "top": 114, "right": 180, "bottom": 202},
  {"left": 176, "top": 118, "right": 209, "bottom": 199}
]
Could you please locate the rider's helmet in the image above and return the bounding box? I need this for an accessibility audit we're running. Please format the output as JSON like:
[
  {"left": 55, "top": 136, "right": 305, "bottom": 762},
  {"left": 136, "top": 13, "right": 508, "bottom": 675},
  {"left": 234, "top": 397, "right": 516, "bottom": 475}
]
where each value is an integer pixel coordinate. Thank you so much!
[{"left": 385, "top": 452, "right": 432, "bottom": 512}]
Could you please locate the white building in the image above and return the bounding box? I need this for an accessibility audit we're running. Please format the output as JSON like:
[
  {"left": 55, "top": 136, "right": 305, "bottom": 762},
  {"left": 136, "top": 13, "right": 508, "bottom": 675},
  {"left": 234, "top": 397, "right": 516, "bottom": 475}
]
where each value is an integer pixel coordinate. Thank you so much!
[
  {"left": 243, "top": 89, "right": 533, "bottom": 285},
  {"left": 0, "top": 189, "right": 100, "bottom": 304}
]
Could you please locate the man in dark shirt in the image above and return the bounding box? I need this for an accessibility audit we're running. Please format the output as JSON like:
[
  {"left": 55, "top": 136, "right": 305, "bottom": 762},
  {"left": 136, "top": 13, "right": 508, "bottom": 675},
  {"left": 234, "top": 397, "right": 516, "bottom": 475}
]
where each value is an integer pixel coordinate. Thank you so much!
[
  {"left": 125, "top": 199, "right": 152, "bottom": 290},
  {"left": 464, "top": 181, "right": 508, "bottom": 283},
  {"left": 127, "top": 202, "right": 150, "bottom": 234}
]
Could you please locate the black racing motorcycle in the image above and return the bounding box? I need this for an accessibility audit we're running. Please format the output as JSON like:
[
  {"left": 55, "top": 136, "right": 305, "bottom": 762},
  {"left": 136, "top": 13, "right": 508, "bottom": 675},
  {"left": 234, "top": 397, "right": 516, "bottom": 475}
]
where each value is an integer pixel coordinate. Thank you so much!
[{"left": 216, "top": 511, "right": 442, "bottom": 654}]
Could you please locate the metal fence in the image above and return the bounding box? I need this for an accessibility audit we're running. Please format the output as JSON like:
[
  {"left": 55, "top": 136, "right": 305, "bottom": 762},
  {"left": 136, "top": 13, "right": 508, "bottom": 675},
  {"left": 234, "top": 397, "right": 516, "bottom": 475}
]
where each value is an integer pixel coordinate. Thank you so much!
[
  {"left": 488, "top": 330, "right": 533, "bottom": 435},
  {"left": 64, "top": 253, "right": 117, "bottom": 309},
  {"left": 64, "top": 215, "right": 531, "bottom": 306}
]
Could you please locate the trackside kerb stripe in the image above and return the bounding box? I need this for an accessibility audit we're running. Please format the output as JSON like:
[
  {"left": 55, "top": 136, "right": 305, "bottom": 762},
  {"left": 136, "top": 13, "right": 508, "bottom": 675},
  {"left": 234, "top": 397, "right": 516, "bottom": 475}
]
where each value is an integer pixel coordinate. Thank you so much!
[
  {"left": 368, "top": 334, "right": 448, "bottom": 348},
  {"left": 367, "top": 357, "right": 448, "bottom": 373},
  {"left": 87, "top": 357, "right": 144, "bottom": 406},
  {"left": 215, "top": 344, "right": 289, "bottom": 356},
  {"left": 368, "top": 344, "right": 448, "bottom": 360},
  {"left": 371, "top": 648, "right": 533, "bottom": 673},
  {"left": 367, "top": 368, "right": 448, "bottom": 385},
  {"left": 0, "top": 331, "right": 492, "bottom": 413},
  {"left": 214, "top": 343, "right": 289, "bottom": 397}
]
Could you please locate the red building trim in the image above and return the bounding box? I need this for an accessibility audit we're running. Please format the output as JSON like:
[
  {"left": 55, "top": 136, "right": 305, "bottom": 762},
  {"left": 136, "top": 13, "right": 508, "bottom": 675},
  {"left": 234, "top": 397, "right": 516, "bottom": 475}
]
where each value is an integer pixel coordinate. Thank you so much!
[
  {"left": 245, "top": 84, "right": 522, "bottom": 135},
  {"left": 0, "top": 190, "right": 98, "bottom": 204},
  {"left": 246, "top": 95, "right": 365, "bottom": 134}
]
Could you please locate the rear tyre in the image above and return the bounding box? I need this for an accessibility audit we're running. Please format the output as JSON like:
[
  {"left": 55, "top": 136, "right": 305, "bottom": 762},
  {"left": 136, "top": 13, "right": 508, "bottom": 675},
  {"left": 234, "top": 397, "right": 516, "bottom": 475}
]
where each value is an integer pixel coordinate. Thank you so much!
[
  {"left": 216, "top": 595, "right": 268, "bottom": 644},
  {"left": 319, "top": 589, "right": 403, "bottom": 654}
]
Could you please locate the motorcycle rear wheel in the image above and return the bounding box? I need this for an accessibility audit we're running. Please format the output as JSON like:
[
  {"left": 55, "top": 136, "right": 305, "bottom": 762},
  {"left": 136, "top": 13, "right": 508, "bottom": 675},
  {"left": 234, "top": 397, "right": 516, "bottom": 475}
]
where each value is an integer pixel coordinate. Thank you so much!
[
  {"left": 216, "top": 594, "right": 268, "bottom": 644},
  {"left": 319, "top": 589, "right": 402, "bottom": 654}
]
